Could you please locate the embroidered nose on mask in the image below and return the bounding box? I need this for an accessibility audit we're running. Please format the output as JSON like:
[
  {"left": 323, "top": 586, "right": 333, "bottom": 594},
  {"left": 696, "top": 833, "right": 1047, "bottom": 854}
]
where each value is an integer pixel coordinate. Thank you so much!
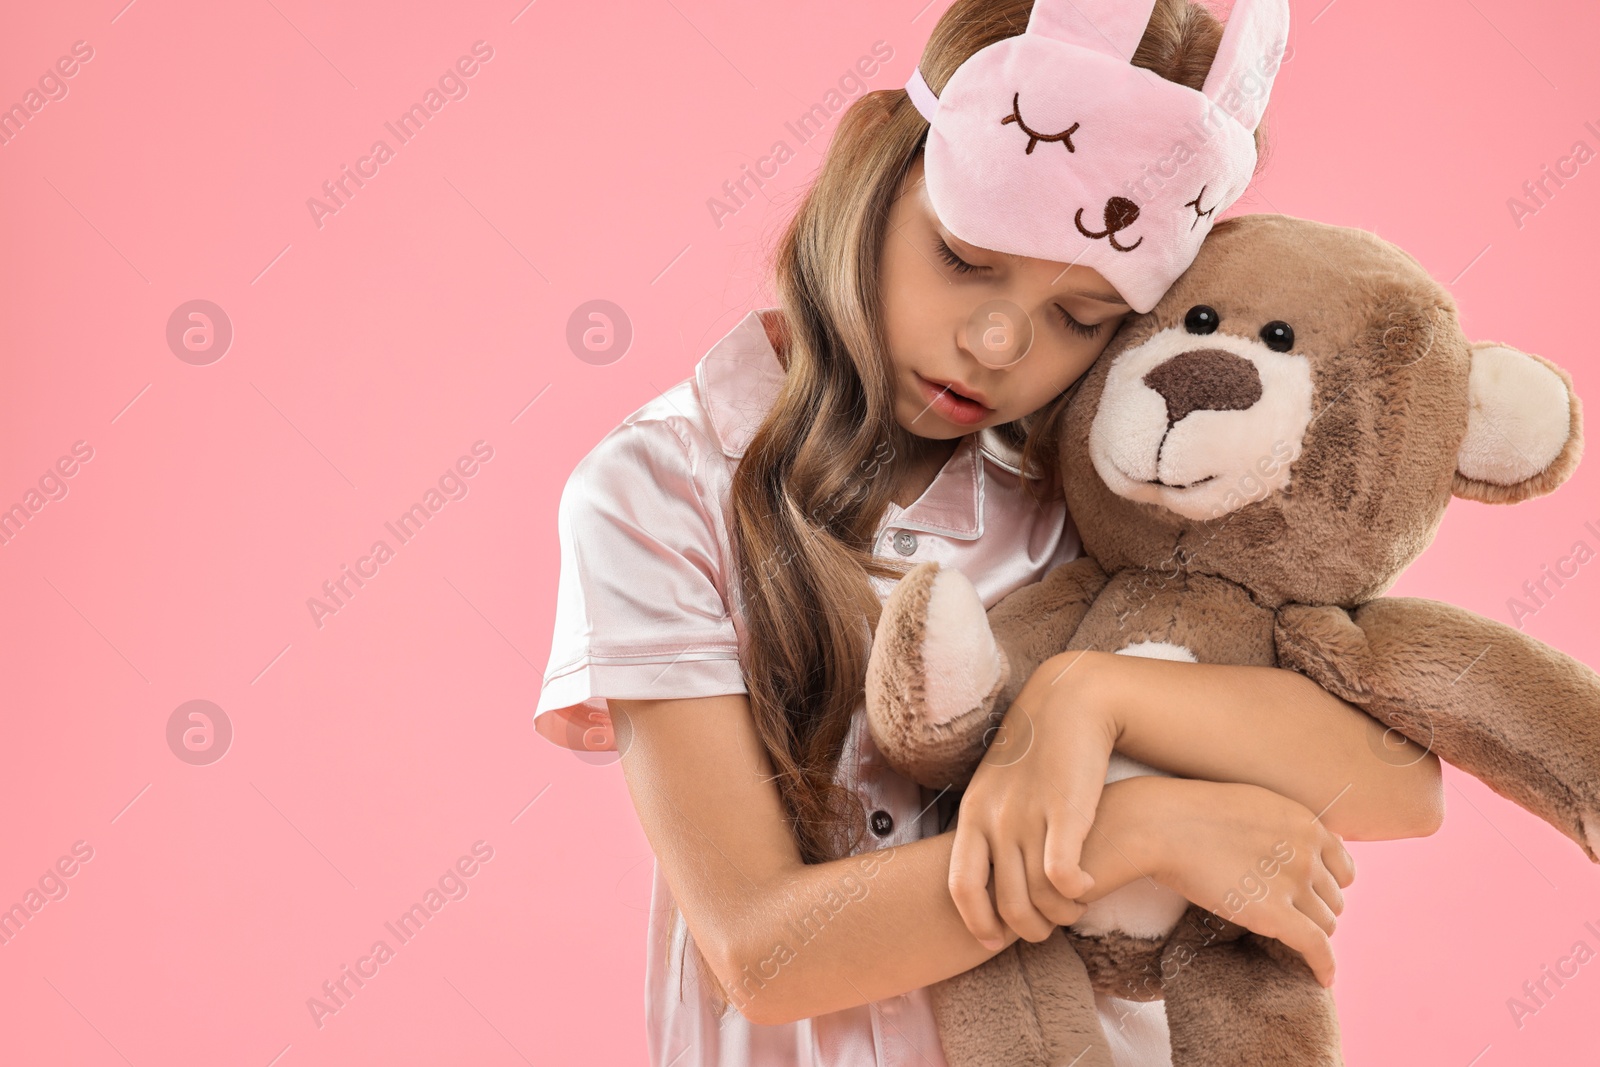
[{"left": 1076, "top": 196, "right": 1144, "bottom": 252}]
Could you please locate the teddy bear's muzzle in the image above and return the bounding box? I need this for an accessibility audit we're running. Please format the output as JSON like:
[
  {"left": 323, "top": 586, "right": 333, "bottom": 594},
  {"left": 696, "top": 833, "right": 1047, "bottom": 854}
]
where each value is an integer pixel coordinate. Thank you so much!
[{"left": 1088, "top": 325, "right": 1316, "bottom": 522}]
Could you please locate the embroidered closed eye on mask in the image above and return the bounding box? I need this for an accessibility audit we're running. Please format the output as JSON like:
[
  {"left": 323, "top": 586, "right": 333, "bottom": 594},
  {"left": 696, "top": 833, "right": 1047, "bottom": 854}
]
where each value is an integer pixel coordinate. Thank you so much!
[{"left": 905, "top": 0, "right": 1290, "bottom": 314}]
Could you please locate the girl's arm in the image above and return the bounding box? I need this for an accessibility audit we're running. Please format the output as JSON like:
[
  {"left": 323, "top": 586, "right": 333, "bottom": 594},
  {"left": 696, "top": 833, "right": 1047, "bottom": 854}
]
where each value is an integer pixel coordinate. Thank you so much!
[
  {"left": 945, "top": 648, "right": 1442, "bottom": 957},
  {"left": 613, "top": 692, "right": 1342, "bottom": 1026},
  {"left": 1033, "top": 649, "right": 1446, "bottom": 842}
]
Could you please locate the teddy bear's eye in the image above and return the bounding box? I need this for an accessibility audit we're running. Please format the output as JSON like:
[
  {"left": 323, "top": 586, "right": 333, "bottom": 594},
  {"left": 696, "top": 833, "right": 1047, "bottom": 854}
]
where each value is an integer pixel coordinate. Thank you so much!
[
  {"left": 1184, "top": 305, "right": 1219, "bottom": 334},
  {"left": 1260, "top": 321, "right": 1295, "bottom": 352}
]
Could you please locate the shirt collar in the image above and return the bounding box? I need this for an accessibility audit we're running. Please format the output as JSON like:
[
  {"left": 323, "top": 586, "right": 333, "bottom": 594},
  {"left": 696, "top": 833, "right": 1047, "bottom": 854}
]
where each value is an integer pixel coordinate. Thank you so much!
[
  {"left": 696, "top": 309, "right": 786, "bottom": 460},
  {"left": 695, "top": 307, "right": 1043, "bottom": 541}
]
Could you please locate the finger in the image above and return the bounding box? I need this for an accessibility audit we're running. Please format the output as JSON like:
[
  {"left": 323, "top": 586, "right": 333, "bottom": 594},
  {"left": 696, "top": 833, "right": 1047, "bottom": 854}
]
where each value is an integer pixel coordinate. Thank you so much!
[
  {"left": 1277, "top": 909, "right": 1337, "bottom": 988},
  {"left": 1295, "top": 886, "right": 1339, "bottom": 938},
  {"left": 1310, "top": 866, "right": 1345, "bottom": 918},
  {"left": 949, "top": 823, "right": 1004, "bottom": 947},
  {"left": 1041, "top": 799, "right": 1096, "bottom": 902},
  {"left": 1321, "top": 833, "right": 1356, "bottom": 888},
  {"left": 1027, "top": 705, "right": 1113, "bottom": 892},
  {"left": 1025, "top": 831, "right": 1088, "bottom": 927},
  {"left": 993, "top": 843, "right": 1056, "bottom": 943}
]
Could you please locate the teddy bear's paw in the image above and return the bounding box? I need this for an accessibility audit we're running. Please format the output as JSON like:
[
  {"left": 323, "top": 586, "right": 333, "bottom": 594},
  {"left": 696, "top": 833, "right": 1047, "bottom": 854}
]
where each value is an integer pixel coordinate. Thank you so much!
[
  {"left": 867, "top": 562, "right": 1008, "bottom": 734},
  {"left": 866, "top": 563, "right": 1013, "bottom": 789},
  {"left": 916, "top": 565, "right": 1007, "bottom": 727}
]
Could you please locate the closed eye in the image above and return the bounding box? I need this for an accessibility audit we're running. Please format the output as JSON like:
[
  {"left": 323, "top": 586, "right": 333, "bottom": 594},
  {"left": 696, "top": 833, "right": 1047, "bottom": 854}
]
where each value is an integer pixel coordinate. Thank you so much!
[
  {"left": 934, "top": 235, "right": 983, "bottom": 275},
  {"left": 1000, "top": 92, "right": 1079, "bottom": 155},
  {"left": 933, "top": 236, "right": 1102, "bottom": 340},
  {"left": 1053, "top": 304, "right": 1102, "bottom": 340}
]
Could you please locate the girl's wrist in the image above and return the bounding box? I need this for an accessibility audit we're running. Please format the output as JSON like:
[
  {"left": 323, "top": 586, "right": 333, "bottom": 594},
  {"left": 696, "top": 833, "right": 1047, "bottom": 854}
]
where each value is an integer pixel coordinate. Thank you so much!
[
  {"left": 1080, "top": 775, "right": 1178, "bottom": 899},
  {"left": 1139, "top": 778, "right": 1288, "bottom": 895},
  {"left": 1033, "top": 649, "right": 1126, "bottom": 746},
  {"left": 1125, "top": 776, "right": 1238, "bottom": 893}
]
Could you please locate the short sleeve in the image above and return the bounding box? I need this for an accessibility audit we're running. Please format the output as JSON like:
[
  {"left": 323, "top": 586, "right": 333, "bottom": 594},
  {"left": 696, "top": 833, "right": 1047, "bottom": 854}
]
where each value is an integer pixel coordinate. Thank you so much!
[{"left": 534, "top": 418, "right": 747, "bottom": 752}]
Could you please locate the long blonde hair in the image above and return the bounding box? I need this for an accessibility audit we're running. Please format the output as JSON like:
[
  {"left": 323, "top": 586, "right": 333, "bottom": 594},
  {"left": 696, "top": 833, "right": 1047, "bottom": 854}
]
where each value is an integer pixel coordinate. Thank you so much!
[{"left": 695, "top": 0, "right": 1268, "bottom": 1015}]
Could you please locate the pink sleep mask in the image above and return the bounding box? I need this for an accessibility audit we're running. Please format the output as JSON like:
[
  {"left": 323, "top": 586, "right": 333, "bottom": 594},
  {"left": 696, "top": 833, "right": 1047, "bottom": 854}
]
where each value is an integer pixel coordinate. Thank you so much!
[{"left": 906, "top": 0, "right": 1290, "bottom": 313}]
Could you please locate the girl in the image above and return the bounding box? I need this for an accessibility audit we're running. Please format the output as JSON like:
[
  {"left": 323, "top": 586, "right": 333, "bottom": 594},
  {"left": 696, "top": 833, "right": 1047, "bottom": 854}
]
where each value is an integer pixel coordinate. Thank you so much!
[{"left": 534, "top": 1, "right": 1446, "bottom": 1063}]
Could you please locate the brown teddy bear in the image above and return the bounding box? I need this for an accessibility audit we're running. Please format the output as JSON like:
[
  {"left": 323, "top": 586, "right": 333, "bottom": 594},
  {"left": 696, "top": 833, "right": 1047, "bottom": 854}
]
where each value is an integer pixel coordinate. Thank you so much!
[{"left": 864, "top": 212, "right": 1600, "bottom": 1066}]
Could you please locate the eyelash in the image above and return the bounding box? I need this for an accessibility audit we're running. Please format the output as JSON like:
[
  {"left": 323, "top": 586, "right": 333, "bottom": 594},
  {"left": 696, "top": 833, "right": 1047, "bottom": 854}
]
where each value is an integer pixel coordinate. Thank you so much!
[{"left": 933, "top": 236, "right": 1103, "bottom": 340}]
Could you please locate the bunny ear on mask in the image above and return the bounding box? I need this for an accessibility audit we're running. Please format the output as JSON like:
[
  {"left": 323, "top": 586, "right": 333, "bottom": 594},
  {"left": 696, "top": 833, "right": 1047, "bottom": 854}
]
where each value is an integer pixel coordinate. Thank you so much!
[
  {"left": 1202, "top": 0, "right": 1290, "bottom": 132},
  {"left": 1025, "top": 0, "right": 1153, "bottom": 59},
  {"left": 906, "top": 0, "right": 1291, "bottom": 314}
]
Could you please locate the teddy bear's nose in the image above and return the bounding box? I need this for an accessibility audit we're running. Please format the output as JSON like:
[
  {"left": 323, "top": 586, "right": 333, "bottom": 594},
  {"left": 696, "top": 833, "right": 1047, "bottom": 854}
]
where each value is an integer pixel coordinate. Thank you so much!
[{"left": 1142, "top": 348, "right": 1263, "bottom": 425}]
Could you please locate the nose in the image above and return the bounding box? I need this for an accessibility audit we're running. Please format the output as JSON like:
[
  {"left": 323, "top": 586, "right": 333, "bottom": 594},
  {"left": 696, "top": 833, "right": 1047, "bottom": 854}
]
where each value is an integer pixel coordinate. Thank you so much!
[
  {"left": 1142, "top": 348, "right": 1263, "bottom": 425},
  {"left": 1102, "top": 196, "right": 1140, "bottom": 234}
]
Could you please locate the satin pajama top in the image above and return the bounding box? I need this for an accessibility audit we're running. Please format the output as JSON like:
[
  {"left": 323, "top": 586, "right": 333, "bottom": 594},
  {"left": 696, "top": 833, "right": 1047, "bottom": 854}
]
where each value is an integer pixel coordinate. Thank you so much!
[{"left": 533, "top": 307, "right": 1172, "bottom": 1066}]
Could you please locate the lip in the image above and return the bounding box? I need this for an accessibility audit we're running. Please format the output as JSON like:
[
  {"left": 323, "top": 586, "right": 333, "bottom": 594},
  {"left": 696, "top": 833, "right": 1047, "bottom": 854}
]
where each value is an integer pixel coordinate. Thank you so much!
[
  {"left": 915, "top": 373, "right": 995, "bottom": 427},
  {"left": 918, "top": 373, "right": 995, "bottom": 409},
  {"left": 915, "top": 374, "right": 998, "bottom": 428}
]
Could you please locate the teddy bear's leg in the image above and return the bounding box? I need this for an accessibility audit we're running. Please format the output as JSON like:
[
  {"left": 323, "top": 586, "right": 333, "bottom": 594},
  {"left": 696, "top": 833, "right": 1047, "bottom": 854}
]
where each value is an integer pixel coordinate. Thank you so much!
[
  {"left": 1158, "top": 906, "right": 1342, "bottom": 1067},
  {"left": 865, "top": 557, "right": 1111, "bottom": 792},
  {"left": 932, "top": 934, "right": 1117, "bottom": 1067},
  {"left": 1276, "top": 598, "right": 1600, "bottom": 863}
]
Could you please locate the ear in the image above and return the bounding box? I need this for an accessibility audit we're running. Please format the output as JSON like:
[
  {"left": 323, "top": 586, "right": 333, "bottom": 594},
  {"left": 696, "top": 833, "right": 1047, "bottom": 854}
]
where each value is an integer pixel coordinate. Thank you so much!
[
  {"left": 1454, "top": 341, "right": 1584, "bottom": 503},
  {"left": 1200, "top": 0, "right": 1291, "bottom": 132}
]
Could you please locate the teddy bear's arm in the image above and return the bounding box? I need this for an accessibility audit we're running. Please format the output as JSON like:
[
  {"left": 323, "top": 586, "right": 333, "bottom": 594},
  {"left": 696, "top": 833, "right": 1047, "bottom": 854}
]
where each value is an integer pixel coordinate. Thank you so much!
[
  {"left": 865, "top": 556, "right": 1110, "bottom": 790},
  {"left": 985, "top": 554, "right": 1113, "bottom": 715},
  {"left": 1276, "top": 598, "right": 1600, "bottom": 862}
]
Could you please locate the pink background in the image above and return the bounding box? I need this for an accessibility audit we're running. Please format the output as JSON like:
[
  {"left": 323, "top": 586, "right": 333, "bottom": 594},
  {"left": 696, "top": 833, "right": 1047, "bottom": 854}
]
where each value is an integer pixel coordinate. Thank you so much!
[{"left": 1, "top": 0, "right": 1596, "bottom": 1063}]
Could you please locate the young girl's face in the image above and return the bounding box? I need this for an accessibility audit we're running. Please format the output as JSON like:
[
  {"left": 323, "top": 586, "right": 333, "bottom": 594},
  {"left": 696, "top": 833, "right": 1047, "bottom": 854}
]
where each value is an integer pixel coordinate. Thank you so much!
[{"left": 880, "top": 153, "right": 1132, "bottom": 438}]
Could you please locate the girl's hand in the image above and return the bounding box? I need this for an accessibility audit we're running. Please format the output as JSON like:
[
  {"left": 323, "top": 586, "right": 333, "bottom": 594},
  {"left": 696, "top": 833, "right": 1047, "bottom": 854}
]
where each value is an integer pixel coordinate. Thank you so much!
[
  {"left": 1148, "top": 778, "right": 1355, "bottom": 988},
  {"left": 949, "top": 651, "right": 1118, "bottom": 949}
]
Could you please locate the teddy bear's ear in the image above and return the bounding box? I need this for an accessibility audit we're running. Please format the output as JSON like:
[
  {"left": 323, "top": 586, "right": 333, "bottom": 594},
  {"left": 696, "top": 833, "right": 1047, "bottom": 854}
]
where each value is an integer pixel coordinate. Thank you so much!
[{"left": 1454, "top": 342, "right": 1584, "bottom": 504}]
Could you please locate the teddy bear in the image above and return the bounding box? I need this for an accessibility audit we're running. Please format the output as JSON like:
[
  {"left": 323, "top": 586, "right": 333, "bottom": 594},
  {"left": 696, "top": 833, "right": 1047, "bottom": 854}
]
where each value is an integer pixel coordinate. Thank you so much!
[{"left": 863, "top": 212, "right": 1600, "bottom": 1066}]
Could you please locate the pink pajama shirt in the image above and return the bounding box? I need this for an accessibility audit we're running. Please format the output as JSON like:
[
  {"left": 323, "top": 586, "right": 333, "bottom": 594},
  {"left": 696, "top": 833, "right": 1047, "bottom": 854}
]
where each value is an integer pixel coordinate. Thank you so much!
[{"left": 535, "top": 308, "right": 1172, "bottom": 1066}]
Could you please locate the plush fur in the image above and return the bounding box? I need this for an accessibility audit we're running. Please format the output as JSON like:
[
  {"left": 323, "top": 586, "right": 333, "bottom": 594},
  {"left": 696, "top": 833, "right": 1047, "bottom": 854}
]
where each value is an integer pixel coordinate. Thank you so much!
[{"left": 864, "top": 213, "right": 1600, "bottom": 1066}]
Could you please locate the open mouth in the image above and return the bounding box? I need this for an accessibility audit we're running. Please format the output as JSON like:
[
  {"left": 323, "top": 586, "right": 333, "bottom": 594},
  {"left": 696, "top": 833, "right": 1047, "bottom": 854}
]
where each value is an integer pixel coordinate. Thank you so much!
[{"left": 916, "top": 373, "right": 993, "bottom": 426}]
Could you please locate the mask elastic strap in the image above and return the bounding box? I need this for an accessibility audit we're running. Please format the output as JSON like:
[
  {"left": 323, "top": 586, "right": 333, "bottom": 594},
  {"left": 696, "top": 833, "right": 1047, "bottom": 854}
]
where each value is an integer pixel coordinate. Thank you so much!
[{"left": 904, "top": 66, "right": 939, "bottom": 123}]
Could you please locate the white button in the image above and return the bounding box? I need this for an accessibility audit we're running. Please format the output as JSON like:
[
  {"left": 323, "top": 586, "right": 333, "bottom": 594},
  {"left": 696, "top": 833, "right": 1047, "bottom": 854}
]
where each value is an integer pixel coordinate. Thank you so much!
[{"left": 892, "top": 531, "right": 918, "bottom": 556}]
